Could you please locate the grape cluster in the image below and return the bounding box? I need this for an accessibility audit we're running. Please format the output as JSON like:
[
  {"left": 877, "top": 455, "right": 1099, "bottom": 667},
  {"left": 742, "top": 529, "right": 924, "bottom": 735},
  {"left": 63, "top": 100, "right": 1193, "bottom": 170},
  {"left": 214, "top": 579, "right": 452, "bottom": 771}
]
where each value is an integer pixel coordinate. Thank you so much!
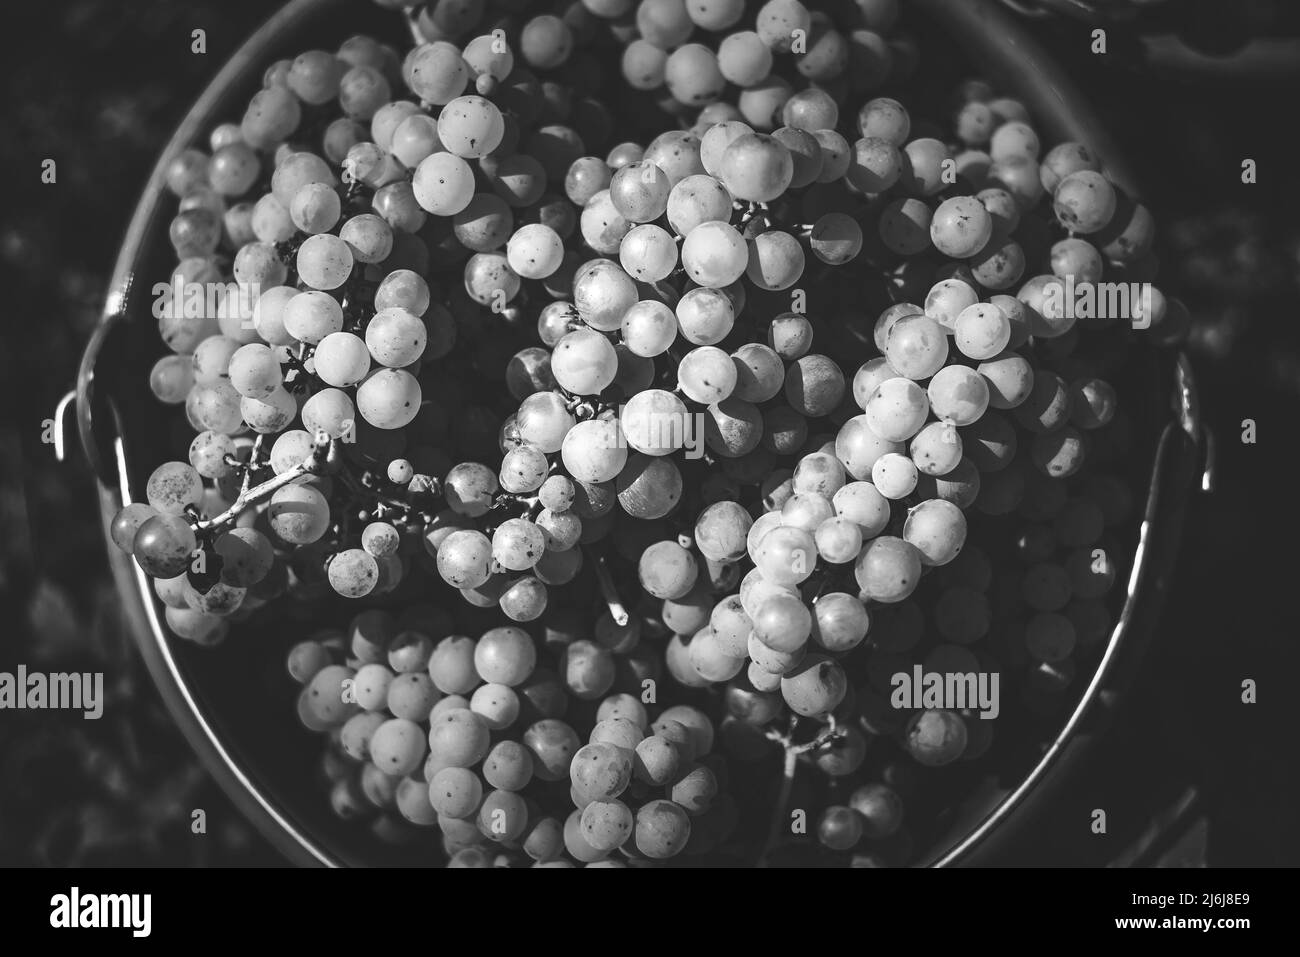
[
  {"left": 288, "top": 602, "right": 732, "bottom": 866},
  {"left": 108, "top": 0, "right": 1184, "bottom": 866}
]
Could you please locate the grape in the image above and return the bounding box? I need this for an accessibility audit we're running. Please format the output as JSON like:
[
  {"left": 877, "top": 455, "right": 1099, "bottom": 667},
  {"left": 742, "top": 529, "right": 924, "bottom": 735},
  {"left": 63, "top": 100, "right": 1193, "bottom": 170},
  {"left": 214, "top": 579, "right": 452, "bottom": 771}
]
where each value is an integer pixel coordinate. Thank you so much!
[
  {"left": 1052, "top": 171, "right": 1116, "bottom": 234},
  {"left": 214, "top": 528, "right": 273, "bottom": 586},
  {"left": 781, "top": 653, "right": 846, "bottom": 717},
  {"left": 517, "top": 391, "right": 577, "bottom": 453},
  {"left": 300, "top": 388, "right": 354, "bottom": 440},
  {"left": 429, "top": 707, "right": 492, "bottom": 771},
  {"left": 666, "top": 174, "right": 732, "bottom": 237},
  {"left": 678, "top": 346, "right": 737, "bottom": 404},
  {"left": 328, "top": 548, "right": 380, "bottom": 598},
  {"left": 909, "top": 421, "right": 963, "bottom": 476},
  {"left": 412, "top": 152, "right": 476, "bottom": 216},
  {"left": 926, "top": 366, "right": 989, "bottom": 428},
  {"left": 356, "top": 368, "right": 422, "bottom": 429},
  {"left": 731, "top": 343, "right": 784, "bottom": 403},
  {"left": 904, "top": 710, "right": 968, "bottom": 767},
  {"left": 670, "top": 287, "right": 733, "bottom": 348},
  {"left": 621, "top": 389, "right": 688, "bottom": 456},
  {"left": 145, "top": 461, "right": 203, "bottom": 517},
  {"left": 638, "top": 540, "right": 697, "bottom": 599},
  {"left": 283, "top": 291, "right": 344, "bottom": 345},
  {"left": 930, "top": 196, "right": 992, "bottom": 259},
  {"left": 717, "top": 31, "right": 772, "bottom": 87},
  {"left": 314, "top": 332, "right": 371, "bottom": 388},
  {"left": 751, "top": 593, "right": 811, "bottom": 653},
  {"left": 813, "top": 517, "right": 862, "bottom": 565},
  {"left": 289, "top": 182, "right": 341, "bottom": 235},
  {"left": 635, "top": 799, "right": 691, "bottom": 859},
  {"left": 745, "top": 230, "right": 804, "bottom": 291},
  {"left": 1069, "top": 378, "right": 1117, "bottom": 429},
  {"left": 338, "top": 213, "right": 394, "bottom": 264},
  {"left": 681, "top": 221, "right": 747, "bottom": 288},
  {"left": 781, "top": 492, "right": 834, "bottom": 534},
  {"left": 493, "top": 518, "right": 546, "bottom": 571},
  {"left": 855, "top": 535, "right": 922, "bottom": 603},
  {"left": 718, "top": 133, "right": 793, "bottom": 202},
  {"left": 885, "top": 315, "right": 948, "bottom": 380},
  {"left": 1032, "top": 427, "right": 1087, "bottom": 478},
  {"left": 552, "top": 328, "right": 618, "bottom": 394},
  {"left": 621, "top": 300, "right": 678, "bottom": 357},
  {"left": 703, "top": 398, "right": 763, "bottom": 458},
  {"left": 429, "top": 766, "right": 484, "bottom": 817},
  {"left": 132, "top": 515, "right": 198, "bottom": 578},
  {"left": 863, "top": 377, "right": 928, "bottom": 443},
  {"left": 619, "top": 223, "right": 678, "bottom": 282},
  {"left": 903, "top": 499, "right": 967, "bottom": 566},
  {"left": 499, "top": 445, "right": 549, "bottom": 495},
  {"left": 978, "top": 352, "right": 1034, "bottom": 410},
  {"left": 694, "top": 501, "right": 752, "bottom": 564},
  {"left": 561, "top": 419, "right": 626, "bottom": 483},
  {"left": 871, "top": 452, "right": 917, "bottom": 499},
  {"left": 1014, "top": 370, "right": 1071, "bottom": 433},
  {"left": 754, "top": 525, "right": 815, "bottom": 587},
  {"left": 436, "top": 529, "right": 493, "bottom": 588},
  {"left": 297, "top": 234, "right": 354, "bottom": 290},
  {"left": 506, "top": 223, "right": 564, "bottom": 279}
]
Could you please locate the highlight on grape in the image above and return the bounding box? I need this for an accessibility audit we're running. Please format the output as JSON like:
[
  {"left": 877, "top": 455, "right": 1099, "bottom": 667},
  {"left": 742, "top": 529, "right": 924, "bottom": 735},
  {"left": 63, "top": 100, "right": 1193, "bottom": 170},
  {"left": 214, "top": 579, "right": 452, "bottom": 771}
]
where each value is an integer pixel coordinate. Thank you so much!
[{"left": 100, "top": 0, "right": 1190, "bottom": 867}]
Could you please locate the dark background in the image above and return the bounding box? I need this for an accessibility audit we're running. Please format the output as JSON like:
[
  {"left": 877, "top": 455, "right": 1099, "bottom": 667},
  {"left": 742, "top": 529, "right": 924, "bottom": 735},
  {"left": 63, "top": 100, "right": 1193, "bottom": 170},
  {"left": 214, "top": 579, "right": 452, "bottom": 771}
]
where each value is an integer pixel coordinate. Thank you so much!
[{"left": 0, "top": 0, "right": 1296, "bottom": 866}]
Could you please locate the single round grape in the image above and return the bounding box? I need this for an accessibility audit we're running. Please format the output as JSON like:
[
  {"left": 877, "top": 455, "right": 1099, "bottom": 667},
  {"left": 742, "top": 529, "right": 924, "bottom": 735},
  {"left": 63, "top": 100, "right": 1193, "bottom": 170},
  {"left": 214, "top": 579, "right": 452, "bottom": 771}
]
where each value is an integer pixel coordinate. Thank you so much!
[
  {"left": 718, "top": 133, "right": 793, "bottom": 203},
  {"left": 812, "top": 517, "right": 861, "bottom": 565},
  {"left": 717, "top": 30, "right": 772, "bottom": 87},
  {"left": 411, "top": 151, "right": 475, "bottom": 217},
  {"left": 503, "top": 223, "right": 563, "bottom": 280},
  {"left": 924, "top": 279, "right": 979, "bottom": 331},
  {"left": 132, "top": 514, "right": 197, "bottom": 578},
  {"left": 263, "top": 483, "right": 330, "bottom": 549},
  {"left": 781, "top": 653, "right": 846, "bottom": 717},
  {"left": 561, "top": 419, "right": 627, "bottom": 483},
  {"left": 872, "top": 452, "right": 918, "bottom": 499},
  {"left": 436, "top": 529, "right": 493, "bottom": 589},
  {"left": 300, "top": 387, "right": 354, "bottom": 440},
  {"left": 703, "top": 397, "right": 762, "bottom": 458},
  {"left": 492, "top": 518, "right": 546, "bottom": 572},
  {"left": 665, "top": 43, "right": 726, "bottom": 106},
  {"left": 296, "top": 234, "right": 353, "bottom": 291},
  {"left": 634, "top": 799, "right": 691, "bottom": 859},
  {"left": 146, "top": 461, "right": 203, "bottom": 517},
  {"left": 609, "top": 161, "right": 672, "bottom": 223},
  {"left": 621, "top": 388, "right": 688, "bottom": 456},
  {"left": 904, "top": 709, "right": 968, "bottom": 766},
  {"left": 356, "top": 368, "right": 422, "bottom": 429},
  {"left": 226, "top": 343, "right": 281, "bottom": 399},
  {"left": 666, "top": 173, "right": 732, "bottom": 238},
  {"left": 579, "top": 188, "right": 631, "bottom": 254},
  {"left": 499, "top": 446, "right": 549, "bottom": 495},
  {"left": 1068, "top": 378, "right": 1117, "bottom": 430},
  {"left": 552, "top": 327, "right": 618, "bottom": 394},
  {"left": 622, "top": 300, "right": 678, "bottom": 357},
  {"left": 730, "top": 343, "right": 784, "bottom": 403},
  {"left": 864, "top": 377, "right": 928, "bottom": 443},
  {"left": 909, "top": 421, "right": 963, "bottom": 477},
  {"left": 878, "top": 197, "right": 932, "bottom": 255},
  {"left": 930, "top": 195, "right": 993, "bottom": 259},
  {"left": 638, "top": 540, "right": 697, "bottom": 599},
  {"left": 978, "top": 352, "right": 1035, "bottom": 410},
  {"left": 289, "top": 181, "right": 341, "bottom": 235},
  {"left": 855, "top": 535, "right": 922, "bottom": 603},
  {"left": 517, "top": 391, "right": 577, "bottom": 453},
  {"left": 1053, "top": 170, "right": 1117, "bottom": 234},
  {"left": 694, "top": 501, "right": 752, "bottom": 564},
  {"left": 745, "top": 230, "right": 804, "bottom": 292},
  {"left": 619, "top": 223, "right": 678, "bottom": 282},
  {"left": 311, "top": 332, "right": 369, "bottom": 389},
  {"left": 847, "top": 136, "right": 902, "bottom": 194},
  {"left": 885, "top": 315, "right": 949, "bottom": 380},
  {"left": 926, "top": 366, "right": 989, "bottom": 429},
  {"left": 338, "top": 213, "right": 394, "bottom": 264},
  {"left": 754, "top": 524, "right": 816, "bottom": 587},
  {"left": 328, "top": 548, "right": 380, "bottom": 599},
  {"left": 283, "top": 291, "right": 343, "bottom": 345},
  {"left": 677, "top": 346, "right": 736, "bottom": 404},
  {"left": 903, "top": 499, "right": 967, "bottom": 567},
  {"left": 832, "top": 481, "right": 890, "bottom": 536}
]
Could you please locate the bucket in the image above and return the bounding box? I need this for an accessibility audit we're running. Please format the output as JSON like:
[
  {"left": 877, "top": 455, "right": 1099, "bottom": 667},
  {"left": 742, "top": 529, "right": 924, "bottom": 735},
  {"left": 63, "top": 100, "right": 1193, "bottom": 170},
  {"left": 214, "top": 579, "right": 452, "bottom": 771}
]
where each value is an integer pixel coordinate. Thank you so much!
[{"left": 69, "top": 0, "right": 1209, "bottom": 866}]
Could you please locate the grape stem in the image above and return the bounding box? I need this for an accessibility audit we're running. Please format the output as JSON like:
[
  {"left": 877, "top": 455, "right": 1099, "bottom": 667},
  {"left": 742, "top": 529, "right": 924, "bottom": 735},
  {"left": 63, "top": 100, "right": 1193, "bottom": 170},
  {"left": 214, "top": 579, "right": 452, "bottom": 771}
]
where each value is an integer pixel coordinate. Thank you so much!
[
  {"left": 758, "top": 716, "right": 846, "bottom": 865},
  {"left": 588, "top": 547, "right": 629, "bottom": 627},
  {"left": 191, "top": 433, "right": 336, "bottom": 535}
]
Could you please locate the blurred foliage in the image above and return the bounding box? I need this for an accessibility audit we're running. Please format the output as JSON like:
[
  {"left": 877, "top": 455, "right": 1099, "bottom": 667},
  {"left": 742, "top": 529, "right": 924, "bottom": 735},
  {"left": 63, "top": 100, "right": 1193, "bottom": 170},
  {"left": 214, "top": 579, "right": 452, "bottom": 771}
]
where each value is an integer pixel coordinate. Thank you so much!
[{"left": 0, "top": 0, "right": 1295, "bottom": 866}]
